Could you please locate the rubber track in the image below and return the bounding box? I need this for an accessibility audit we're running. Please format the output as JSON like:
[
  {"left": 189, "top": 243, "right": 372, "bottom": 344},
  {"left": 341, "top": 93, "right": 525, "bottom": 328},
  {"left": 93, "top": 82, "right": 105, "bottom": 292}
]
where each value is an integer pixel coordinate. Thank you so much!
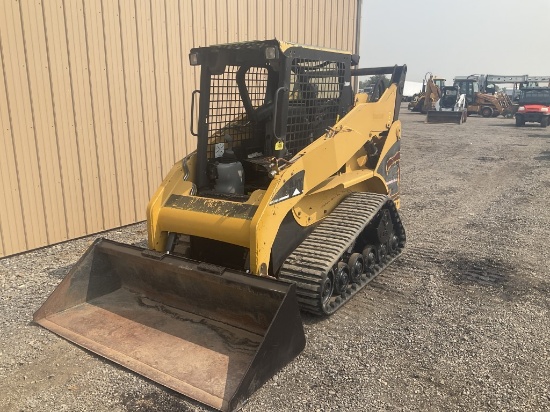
[{"left": 279, "top": 192, "right": 406, "bottom": 315}]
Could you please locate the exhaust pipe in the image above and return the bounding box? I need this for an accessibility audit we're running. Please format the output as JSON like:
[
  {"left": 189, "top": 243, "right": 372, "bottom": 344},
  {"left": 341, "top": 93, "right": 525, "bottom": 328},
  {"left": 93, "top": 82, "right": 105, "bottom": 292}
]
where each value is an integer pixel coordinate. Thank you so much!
[{"left": 34, "top": 238, "right": 305, "bottom": 412}]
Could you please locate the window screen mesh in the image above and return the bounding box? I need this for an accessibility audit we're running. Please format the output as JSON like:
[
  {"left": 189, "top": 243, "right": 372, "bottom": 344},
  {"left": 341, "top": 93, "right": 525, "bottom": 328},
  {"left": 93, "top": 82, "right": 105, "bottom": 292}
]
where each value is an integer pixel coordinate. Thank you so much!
[
  {"left": 285, "top": 59, "right": 344, "bottom": 156},
  {"left": 207, "top": 66, "right": 268, "bottom": 159}
]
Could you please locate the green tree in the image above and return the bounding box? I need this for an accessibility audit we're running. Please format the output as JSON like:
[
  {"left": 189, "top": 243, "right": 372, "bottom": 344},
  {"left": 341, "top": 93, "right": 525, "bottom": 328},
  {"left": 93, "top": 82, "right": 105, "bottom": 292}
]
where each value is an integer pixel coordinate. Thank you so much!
[{"left": 359, "top": 75, "right": 390, "bottom": 91}]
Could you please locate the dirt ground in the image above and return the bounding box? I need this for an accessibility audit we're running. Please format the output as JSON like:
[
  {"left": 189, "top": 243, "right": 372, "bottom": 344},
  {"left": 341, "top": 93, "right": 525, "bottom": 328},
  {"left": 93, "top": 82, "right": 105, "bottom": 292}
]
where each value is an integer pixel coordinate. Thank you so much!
[{"left": 1, "top": 104, "right": 549, "bottom": 411}]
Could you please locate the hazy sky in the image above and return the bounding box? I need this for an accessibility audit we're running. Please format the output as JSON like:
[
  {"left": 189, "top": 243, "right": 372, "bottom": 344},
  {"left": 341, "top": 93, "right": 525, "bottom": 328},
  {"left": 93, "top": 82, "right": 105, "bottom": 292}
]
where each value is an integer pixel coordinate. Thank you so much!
[{"left": 360, "top": 0, "right": 550, "bottom": 84}]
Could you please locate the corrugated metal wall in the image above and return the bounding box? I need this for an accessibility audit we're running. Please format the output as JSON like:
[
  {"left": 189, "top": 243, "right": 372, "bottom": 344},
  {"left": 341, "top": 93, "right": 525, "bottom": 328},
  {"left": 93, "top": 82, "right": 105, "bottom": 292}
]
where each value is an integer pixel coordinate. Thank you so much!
[{"left": 0, "top": 0, "right": 360, "bottom": 257}]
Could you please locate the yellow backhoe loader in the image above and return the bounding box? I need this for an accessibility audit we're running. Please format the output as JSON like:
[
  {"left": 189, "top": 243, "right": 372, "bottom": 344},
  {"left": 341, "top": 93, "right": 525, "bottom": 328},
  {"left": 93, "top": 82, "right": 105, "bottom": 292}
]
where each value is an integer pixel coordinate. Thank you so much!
[
  {"left": 407, "top": 73, "right": 445, "bottom": 113},
  {"left": 35, "top": 40, "right": 407, "bottom": 412},
  {"left": 454, "top": 75, "right": 514, "bottom": 117}
]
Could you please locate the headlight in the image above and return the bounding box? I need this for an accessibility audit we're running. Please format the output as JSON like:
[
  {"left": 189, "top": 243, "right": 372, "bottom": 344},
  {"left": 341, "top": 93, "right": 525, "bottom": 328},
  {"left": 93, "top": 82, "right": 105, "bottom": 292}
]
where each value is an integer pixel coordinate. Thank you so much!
[
  {"left": 265, "top": 46, "right": 278, "bottom": 60},
  {"left": 518, "top": 106, "right": 525, "bottom": 112},
  {"left": 189, "top": 52, "right": 200, "bottom": 66},
  {"left": 540, "top": 107, "right": 548, "bottom": 112}
]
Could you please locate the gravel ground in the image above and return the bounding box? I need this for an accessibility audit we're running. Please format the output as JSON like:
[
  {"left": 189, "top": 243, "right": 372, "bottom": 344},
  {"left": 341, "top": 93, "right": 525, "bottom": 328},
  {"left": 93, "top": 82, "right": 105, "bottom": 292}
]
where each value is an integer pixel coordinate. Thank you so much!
[{"left": 1, "top": 104, "right": 549, "bottom": 411}]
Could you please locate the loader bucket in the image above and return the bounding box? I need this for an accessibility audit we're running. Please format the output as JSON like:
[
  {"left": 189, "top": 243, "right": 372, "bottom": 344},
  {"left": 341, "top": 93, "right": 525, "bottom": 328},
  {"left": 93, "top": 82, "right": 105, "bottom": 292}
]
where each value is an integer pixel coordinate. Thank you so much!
[
  {"left": 426, "top": 110, "right": 466, "bottom": 124},
  {"left": 34, "top": 238, "right": 305, "bottom": 412}
]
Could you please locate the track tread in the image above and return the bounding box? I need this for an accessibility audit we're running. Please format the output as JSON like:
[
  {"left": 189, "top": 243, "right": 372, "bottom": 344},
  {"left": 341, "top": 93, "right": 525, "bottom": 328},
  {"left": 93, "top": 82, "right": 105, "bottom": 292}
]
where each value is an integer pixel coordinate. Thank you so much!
[{"left": 279, "top": 192, "right": 406, "bottom": 315}]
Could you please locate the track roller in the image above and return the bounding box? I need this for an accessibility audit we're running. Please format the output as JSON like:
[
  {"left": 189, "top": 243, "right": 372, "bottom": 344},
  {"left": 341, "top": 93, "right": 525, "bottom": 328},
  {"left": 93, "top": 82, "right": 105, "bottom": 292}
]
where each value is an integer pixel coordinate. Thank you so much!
[
  {"left": 362, "top": 245, "right": 377, "bottom": 275},
  {"left": 334, "top": 262, "right": 350, "bottom": 295},
  {"left": 320, "top": 269, "right": 335, "bottom": 307},
  {"left": 348, "top": 253, "right": 364, "bottom": 284}
]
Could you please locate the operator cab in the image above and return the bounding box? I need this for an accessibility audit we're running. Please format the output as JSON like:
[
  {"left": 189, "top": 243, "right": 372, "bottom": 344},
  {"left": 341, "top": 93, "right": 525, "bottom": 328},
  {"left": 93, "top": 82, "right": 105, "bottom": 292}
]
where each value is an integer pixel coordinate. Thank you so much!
[
  {"left": 454, "top": 79, "right": 479, "bottom": 105},
  {"left": 188, "top": 40, "right": 354, "bottom": 198},
  {"left": 439, "top": 86, "right": 460, "bottom": 109}
]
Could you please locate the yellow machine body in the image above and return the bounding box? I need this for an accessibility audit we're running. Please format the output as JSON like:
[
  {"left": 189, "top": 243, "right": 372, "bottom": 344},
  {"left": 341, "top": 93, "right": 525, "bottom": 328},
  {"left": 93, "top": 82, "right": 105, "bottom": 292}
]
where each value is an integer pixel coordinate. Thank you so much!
[
  {"left": 148, "top": 88, "right": 401, "bottom": 276},
  {"left": 35, "top": 40, "right": 407, "bottom": 412}
]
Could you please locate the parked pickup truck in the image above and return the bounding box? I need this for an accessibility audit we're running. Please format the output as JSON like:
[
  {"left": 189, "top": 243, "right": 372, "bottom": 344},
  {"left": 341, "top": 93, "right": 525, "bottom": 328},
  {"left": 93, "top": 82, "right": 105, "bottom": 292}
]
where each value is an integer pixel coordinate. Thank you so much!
[{"left": 515, "top": 87, "right": 550, "bottom": 127}]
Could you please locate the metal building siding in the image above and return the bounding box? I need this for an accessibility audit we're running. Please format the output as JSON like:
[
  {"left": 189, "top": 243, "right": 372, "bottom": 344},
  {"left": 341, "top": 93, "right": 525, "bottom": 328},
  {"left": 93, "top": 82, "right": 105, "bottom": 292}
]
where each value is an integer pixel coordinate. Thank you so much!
[{"left": 0, "top": 0, "right": 360, "bottom": 257}]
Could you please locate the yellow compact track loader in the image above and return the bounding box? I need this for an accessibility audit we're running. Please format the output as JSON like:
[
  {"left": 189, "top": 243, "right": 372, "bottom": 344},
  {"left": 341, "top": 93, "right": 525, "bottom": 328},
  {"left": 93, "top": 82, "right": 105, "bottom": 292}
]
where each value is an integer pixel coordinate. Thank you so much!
[{"left": 35, "top": 40, "right": 407, "bottom": 412}]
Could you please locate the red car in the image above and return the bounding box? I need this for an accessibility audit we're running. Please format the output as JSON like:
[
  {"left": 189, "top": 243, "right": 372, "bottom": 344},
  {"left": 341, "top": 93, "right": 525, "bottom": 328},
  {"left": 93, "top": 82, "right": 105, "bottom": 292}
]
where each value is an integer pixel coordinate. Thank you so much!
[{"left": 515, "top": 87, "right": 550, "bottom": 127}]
